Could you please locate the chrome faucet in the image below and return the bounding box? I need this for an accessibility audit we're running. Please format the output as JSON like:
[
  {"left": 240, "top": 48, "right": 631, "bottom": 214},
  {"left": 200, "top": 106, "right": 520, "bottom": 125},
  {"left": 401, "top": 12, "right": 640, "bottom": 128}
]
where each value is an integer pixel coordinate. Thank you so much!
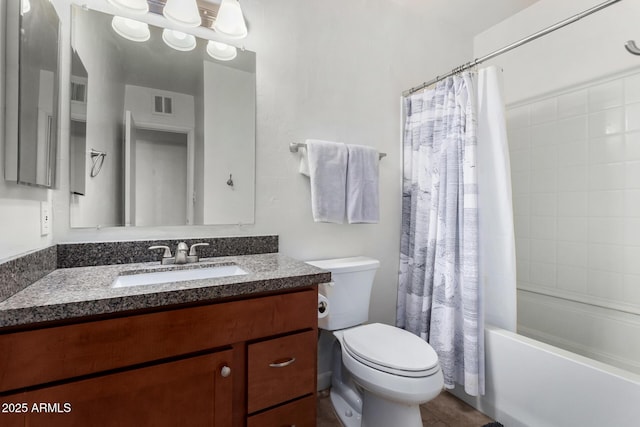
[{"left": 149, "top": 242, "right": 210, "bottom": 265}]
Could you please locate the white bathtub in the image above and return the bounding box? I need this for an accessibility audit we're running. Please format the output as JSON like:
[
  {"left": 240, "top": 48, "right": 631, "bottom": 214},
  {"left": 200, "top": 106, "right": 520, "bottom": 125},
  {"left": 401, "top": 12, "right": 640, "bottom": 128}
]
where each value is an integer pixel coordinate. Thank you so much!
[{"left": 450, "top": 325, "right": 640, "bottom": 427}]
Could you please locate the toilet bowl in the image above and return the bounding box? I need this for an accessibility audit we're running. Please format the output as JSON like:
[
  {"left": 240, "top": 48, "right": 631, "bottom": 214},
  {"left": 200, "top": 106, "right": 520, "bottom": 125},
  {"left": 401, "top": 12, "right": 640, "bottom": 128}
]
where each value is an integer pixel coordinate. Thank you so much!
[{"left": 308, "top": 257, "right": 444, "bottom": 427}]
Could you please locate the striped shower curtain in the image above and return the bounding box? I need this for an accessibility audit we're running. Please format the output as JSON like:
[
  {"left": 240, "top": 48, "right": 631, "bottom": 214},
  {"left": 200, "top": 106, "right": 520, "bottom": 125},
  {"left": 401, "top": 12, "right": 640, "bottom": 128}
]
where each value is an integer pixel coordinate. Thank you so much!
[{"left": 397, "top": 71, "right": 483, "bottom": 396}]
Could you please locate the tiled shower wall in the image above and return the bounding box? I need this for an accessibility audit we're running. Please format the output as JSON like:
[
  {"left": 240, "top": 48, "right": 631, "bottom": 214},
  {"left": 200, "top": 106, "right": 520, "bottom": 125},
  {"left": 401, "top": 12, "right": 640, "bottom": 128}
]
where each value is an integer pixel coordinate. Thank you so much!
[{"left": 507, "top": 68, "right": 640, "bottom": 374}]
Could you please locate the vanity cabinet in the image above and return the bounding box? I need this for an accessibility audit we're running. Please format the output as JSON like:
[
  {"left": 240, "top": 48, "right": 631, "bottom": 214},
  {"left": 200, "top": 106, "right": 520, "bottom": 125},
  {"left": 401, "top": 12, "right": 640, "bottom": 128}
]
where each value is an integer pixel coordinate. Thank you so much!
[{"left": 0, "top": 287, "right": 318, "bottom": 427}]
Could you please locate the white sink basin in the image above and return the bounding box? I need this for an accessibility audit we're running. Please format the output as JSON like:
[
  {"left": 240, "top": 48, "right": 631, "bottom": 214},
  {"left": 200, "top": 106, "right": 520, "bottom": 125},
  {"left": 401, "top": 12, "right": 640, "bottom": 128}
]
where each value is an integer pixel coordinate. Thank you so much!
[{"left": 112, "top": 264, "right": 248, "bottom": 288}]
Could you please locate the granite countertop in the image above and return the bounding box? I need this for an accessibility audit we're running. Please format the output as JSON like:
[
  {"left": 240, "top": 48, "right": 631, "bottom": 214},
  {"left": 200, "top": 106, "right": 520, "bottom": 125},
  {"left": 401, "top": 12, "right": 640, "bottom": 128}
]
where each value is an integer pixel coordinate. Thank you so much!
[{"left": 0, "top": 253, "right": 331, "bottom": 328}]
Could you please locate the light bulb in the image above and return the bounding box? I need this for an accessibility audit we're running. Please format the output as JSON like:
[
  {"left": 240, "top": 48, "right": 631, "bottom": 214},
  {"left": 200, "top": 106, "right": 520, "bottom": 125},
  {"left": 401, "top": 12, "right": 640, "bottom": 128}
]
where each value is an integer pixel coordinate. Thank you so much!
[
  {"left": 162, "top": 29, "right": 197, "bottom": 51},
  {"left": 111, "top": 16, "right": 150, "bottom": 42},
  {"left": 206, "top": 41, "right": 237, "bottom": 61}
]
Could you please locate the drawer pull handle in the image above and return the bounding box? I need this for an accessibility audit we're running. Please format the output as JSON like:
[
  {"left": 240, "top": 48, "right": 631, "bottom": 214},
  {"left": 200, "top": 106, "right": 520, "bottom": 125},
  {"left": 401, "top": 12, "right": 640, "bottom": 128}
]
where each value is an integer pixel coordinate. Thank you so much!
[
  {"left": 220, "top": 365, "right": 231, "bottom": 377},
  {"left": 269, "top": 357, "right": 296, "bottom": 368}
]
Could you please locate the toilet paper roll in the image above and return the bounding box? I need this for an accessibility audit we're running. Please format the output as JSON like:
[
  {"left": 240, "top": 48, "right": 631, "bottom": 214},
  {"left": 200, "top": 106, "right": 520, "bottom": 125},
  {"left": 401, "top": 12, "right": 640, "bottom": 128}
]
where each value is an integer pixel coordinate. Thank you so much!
[{"left": 318, "top": 294, "right": 329, "bottom": 319}]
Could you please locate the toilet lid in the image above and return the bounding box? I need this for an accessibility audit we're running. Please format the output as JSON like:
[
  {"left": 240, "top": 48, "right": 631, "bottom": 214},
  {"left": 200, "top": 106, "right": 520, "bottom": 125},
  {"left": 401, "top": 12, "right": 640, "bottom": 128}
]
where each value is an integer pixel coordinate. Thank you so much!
[{"left": 342, "top": 323, "right": 439, "bottom": 377}]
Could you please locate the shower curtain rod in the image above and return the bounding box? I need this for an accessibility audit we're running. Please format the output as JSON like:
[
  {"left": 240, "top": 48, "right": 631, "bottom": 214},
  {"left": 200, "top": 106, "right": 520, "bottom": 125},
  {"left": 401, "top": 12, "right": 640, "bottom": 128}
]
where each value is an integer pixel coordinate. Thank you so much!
[{"left": 402, "top": 0, "right": 623, "bottom": 97}]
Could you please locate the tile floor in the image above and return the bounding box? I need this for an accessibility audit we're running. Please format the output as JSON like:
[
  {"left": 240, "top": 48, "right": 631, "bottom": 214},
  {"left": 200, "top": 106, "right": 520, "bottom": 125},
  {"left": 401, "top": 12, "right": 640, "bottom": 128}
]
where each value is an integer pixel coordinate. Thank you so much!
[{"left": 317, "top": 389, "right": 494, "bottom": 427}]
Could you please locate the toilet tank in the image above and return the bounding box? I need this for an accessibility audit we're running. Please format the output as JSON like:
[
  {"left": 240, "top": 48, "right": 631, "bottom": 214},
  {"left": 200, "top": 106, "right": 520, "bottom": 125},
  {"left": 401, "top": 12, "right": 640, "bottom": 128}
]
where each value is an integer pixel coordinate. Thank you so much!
[{"left": 306, "top": 256, "right": 380, "bottom": 331}]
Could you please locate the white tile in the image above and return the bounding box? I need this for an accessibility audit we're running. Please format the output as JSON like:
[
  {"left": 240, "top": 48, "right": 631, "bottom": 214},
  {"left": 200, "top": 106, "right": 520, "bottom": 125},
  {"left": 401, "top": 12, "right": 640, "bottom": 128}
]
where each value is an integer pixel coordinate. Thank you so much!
[
  {"left": 589, "top": 80, "right": 624, "bottom": 111},
  {"left": 531, "top": 239, "right": 556, "bottom": 264},
  {"left": 558, "top": 217, "right": 587, "bottom": 242},
  {"left": 530, "top": 262, "right": 557, "bottom": 288},
  {"left": 531, "top": 122, "right": 557, "bottom": 146},
  {"left": 557, "top": 192, "right": 587, "bottom": 217},
  {"left": 512, "top": 195, "right": 530, "bottom": 216},
  {"left": 557, "top": 141, "right": 587, "bottom": 167},
  {"left": 531, "top": 146, "right": 557, "bottom": 171},
  {"left": 624, "top": 72, "right": 640, "bottom": 104},
  {"left": 588, "top": 108, "right": 625, "bottom": 137},
  {"left": 625, "top": 161, "right": 640, "bottom": 189},
  {"left": 511, "top": 172, "right": 530, "bottom": 195},
  {"left": 587, "top": 269, "right": 625, "bottom": 300},
  {"left": 588, "top": 135, "right": 625, "bottom": 164},
  {"left": 531, "top": 193, "right": 556, "bottom": 216},
  {"left": 623, "top": 274, "right": 640, "bottom": 305},
  {"left": 516, "top": 260, "right": 530, "bottom": 282},
  {"left": 530, "top": 98, "right": 557, "bottom": 125},
  {"left": 558, "top": 165, "right": 587, "bottom": 192},
  {"left": 556, "top": 116, "right": 588, "bottom": 142},
  {"left": 626, "top": 132, "right": 640, "bottom": 160},
  {"left": 531, "top": 216, "right": 556, "bottom": 240},
  {"left": 558, "top": 89, "right": 588, "bottom": 118},
  {"left": 557, "top": 241, "right": 587, "bottom": 267},
  {"left": 624, "top": 246, "right": 640, "bottom": 275},
  {"left": 624, "top": 190, "right": 640, "bottom": 217},
  {"left": 588, "top": 190, "right": 625, "bottom": 217},
  {"left": 588, "top": 217, "right": 625, "bottom": 245},
  {"left": 588, "top": 243, "right": 625, "bottom": 272},
  {"left": 531, "top": 169, "right": 557, "bottom": 193},
  {"left": 588, "top": 162, "right": 626, "bottom": 190},
  {"left": 506, "top": 104, "right": 530, "bottom": 129},
  {"left": 624, "top": 218, "right": 640, "bottom": 246},
  {"left": 531, "top": 192, "right": 556, "bottom": 217},
  {"left": 626, "top": 102, "right": 640, "bottom": 132},
  {"left": 509, "top": 149, "right": 530, "bottom": 172},
  {"left": 507, "top": 127, "right": 531, "bottom": 151},
  {"left": 514, "top": 215, "right": 530, "bottom": 239},
  {"left": 516, "top": 238, "right": 530, "bottom": 260},
  {"left": 557, "top": 265, "right": 587, "bottom": 293}
]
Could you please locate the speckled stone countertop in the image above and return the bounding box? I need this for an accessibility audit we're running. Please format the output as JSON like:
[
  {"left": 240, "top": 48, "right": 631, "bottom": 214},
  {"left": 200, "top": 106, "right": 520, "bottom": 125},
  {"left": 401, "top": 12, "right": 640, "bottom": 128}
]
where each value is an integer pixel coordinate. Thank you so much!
[{"left": 0, "top": 253, "right": 331, "bottom": 329}]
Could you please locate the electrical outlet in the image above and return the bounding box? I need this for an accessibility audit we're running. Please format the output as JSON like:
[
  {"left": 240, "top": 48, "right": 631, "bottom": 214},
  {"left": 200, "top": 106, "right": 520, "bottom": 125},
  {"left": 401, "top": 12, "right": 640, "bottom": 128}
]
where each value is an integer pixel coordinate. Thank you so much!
[{"left": 40, "top": 201, "right": 51, "bottom": 236}]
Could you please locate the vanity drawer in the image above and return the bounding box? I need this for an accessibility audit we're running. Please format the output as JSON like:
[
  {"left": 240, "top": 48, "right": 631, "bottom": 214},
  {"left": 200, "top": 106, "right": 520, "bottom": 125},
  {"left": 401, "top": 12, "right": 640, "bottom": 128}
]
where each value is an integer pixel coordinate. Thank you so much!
[
  {"left": 247, "top": 395, "right": 316, "bottom": 427},
  {"left": 0, "top": 288, "right": 317, "bottom": 392},
  {"left": 247, "top": 330, "right": 316, "bottom": 413}
]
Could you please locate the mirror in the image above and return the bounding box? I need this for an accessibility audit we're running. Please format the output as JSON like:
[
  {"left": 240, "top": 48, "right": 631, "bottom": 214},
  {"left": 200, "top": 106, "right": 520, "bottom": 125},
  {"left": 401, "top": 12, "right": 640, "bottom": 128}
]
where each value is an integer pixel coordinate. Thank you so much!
[
  {"left": 68, "top": 5, "right": 256, "bottom": 228},
  {"left": 4, "top": 0, "right": 60, "bottom": 188}
]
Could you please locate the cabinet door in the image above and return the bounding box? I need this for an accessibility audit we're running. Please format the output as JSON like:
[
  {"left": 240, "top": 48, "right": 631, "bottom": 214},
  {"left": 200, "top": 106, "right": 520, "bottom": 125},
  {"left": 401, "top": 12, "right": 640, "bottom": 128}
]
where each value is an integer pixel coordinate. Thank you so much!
[
  {"left": 247, "top": 330, "right": 316, "bottom": 413},
  {"left": 1, "top": 351, "right": 233, "bottom": 427}
]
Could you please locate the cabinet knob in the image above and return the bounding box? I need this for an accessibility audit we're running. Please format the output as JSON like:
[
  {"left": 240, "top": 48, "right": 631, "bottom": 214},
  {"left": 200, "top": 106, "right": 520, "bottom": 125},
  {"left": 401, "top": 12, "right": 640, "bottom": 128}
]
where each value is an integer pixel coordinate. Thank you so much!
[{"left": 220, "top": 365, "right": 231, "bottom": 377}]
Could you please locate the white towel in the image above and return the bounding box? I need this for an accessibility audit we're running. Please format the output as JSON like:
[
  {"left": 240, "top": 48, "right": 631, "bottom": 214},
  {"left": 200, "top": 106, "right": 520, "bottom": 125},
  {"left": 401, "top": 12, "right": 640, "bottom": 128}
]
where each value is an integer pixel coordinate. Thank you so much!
[
  {"left": 306, "top": 139, "right": 348, "bottom": 223},
  {"left": 299, "top": 146, "right": 310, "bottom": 177},
  {"left": 346, "top": 144, "right": 379, "bottom": 223}
]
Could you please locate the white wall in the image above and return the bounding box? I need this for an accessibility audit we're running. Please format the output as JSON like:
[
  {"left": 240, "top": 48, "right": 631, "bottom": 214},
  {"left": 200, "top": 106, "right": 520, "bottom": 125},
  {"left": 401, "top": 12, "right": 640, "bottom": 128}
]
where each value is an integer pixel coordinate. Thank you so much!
[{"left": 123, "top": 85, "right": 195, "bottom": 130}]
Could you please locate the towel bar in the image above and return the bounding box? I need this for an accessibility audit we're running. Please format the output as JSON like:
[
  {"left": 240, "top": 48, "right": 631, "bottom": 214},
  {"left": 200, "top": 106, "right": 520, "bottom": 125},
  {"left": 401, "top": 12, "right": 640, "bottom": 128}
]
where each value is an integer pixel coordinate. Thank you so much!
[{"left": 289, "top": 142, "right": 387, "bottom": 160}]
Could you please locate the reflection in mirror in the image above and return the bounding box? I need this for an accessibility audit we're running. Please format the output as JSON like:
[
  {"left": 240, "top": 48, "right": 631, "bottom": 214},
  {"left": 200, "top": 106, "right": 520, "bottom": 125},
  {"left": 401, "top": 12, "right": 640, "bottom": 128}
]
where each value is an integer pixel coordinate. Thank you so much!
[
  {"left": 68, "top": 5, "right": 256, "bottom": 228},
  {"left": 4, "top": 0, "right": 60, "bottom": 187}
]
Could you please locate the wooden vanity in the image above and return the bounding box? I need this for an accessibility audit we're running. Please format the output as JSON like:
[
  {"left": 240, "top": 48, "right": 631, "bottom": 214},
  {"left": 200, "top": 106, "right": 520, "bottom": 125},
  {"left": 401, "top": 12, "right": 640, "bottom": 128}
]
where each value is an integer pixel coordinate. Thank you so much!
[{"left": 0, "top": 286, "right": 318, "bottom": 427}]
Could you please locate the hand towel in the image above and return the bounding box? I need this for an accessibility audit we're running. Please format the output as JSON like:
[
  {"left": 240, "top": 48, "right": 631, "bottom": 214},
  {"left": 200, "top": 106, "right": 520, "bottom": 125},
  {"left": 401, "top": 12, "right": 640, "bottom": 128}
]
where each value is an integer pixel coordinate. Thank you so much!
[
  {"left": 306, "top": 139, "right": 348, "bottom": 223},
  {"left": 299, "top": 146, "right": 310, "bottom": 177},
  {"left": 346, "top": 144, "right": 379, "bottom": 223}
]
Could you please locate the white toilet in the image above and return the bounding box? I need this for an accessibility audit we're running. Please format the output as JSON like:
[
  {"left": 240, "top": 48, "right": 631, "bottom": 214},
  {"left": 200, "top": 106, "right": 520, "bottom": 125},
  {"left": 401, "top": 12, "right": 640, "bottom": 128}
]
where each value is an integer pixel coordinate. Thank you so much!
[{"left": 307, "top": 256, "right": 444, "bottom": 427}]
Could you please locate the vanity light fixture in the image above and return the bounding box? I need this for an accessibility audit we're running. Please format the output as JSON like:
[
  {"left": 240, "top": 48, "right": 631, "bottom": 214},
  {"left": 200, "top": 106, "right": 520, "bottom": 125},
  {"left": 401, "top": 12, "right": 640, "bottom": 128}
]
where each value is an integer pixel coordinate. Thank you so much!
[
  {"left": 162, "top": 29, "right": 197, "bottom": 51},
  {"left": 163, "top": 0, "right": 202, "bottom": 28},
  {"left": 213, "top": 0, "right": 247, "bottom": 39},
  {"left": 106, "top": 0, "right": 149, "bottom": 15},
  {"left": 206, "top": 40, "right": 237, "bottom": 61},
  {"left": 111, "top": 16, "right": 151, "bottom": 42}
]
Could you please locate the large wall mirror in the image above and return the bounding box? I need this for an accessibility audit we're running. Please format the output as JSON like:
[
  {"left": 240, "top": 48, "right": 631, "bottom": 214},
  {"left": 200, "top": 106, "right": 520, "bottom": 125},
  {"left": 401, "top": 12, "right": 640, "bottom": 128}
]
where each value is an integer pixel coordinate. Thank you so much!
[
  {"left": 69, "top": 5, "right": 256, "bottom": 228},
  {"left": 4, "top": 0, "right": 60, "bottom": 188}
]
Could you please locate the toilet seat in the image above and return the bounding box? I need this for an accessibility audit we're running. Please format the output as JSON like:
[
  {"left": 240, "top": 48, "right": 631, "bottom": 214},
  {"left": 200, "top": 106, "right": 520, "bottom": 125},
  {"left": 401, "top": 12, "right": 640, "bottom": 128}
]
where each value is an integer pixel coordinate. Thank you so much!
[{"left": 342, "top": 323, "right": 440, "bottom": 378}]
